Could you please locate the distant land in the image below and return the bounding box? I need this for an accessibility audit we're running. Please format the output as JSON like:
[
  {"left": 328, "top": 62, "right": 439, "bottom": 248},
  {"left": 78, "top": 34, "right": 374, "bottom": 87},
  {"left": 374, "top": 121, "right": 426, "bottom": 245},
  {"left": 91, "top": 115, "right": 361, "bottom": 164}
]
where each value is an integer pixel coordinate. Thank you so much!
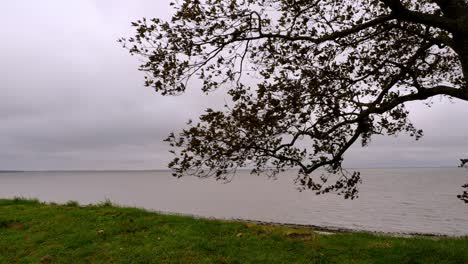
[{"left": 0, "top": 166, "right": 465, "bottom": 173}]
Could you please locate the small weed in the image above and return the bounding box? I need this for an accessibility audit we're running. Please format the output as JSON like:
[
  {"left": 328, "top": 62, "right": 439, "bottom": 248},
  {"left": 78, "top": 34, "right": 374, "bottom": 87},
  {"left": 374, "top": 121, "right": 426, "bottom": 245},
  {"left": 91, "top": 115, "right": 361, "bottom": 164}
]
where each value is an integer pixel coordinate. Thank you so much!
[
  {"left": 12, "top": 197, "right": 40, "bottom": 205},
  {"left": 65, "top": 200, "right": 79, "bottom": 207},
  {"left": 97, "top": 199, "right": 113, "bottom": 207}
]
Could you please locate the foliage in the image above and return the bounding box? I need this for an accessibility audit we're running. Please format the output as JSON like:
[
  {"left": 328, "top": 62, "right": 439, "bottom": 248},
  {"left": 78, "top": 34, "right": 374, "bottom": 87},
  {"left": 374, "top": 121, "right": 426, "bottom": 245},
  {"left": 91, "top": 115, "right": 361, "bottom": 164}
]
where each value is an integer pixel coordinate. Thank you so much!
[
  {"left": 458, "top": 183, "right": 468, "bottom": 203},
  {"left": 458, "top": 160, "right": 468, "bottom": 202},
  {"left": 65, "top": 200, "right": 80, "bottom": 207},
  {"left": 120, "top": 0, "right": 468, "bottom": 199},
  {"left": 1, "top": 198, "right": 468, "bottom": 263}
]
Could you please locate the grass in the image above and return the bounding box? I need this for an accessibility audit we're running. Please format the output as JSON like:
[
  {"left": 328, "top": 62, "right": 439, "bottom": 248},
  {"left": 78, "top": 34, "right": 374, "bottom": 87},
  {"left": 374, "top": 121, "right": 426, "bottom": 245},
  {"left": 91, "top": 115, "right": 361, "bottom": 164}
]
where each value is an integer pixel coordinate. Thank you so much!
[{"left": 0, "top": 198, "right": 467, "bottom": 263}]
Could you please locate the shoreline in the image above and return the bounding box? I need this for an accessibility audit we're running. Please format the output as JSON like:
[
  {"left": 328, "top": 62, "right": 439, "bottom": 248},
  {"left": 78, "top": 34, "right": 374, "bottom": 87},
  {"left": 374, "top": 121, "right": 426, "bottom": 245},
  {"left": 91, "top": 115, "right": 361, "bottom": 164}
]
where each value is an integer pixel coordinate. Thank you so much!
[
  {"left": 144, "top": 210, "right": 462, "bottom": 238},
  {"left": 2, "top": 198, "right": 467, "bottom": 263},
  {"left": 5, "top": 197, "right": 465, "bottom": 238}
]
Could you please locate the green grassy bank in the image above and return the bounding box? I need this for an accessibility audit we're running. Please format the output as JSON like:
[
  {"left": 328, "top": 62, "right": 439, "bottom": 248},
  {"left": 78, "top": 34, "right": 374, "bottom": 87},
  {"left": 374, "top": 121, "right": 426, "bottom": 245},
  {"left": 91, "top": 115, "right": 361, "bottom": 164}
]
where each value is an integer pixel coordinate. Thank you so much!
[{"left": 1, "top": 198, "right": 467, "bottom": 263}]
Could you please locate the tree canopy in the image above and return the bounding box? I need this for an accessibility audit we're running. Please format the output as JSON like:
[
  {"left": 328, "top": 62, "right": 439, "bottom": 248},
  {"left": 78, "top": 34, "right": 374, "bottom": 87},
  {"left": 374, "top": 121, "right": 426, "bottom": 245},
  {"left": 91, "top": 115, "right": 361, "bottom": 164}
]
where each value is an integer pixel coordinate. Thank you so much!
[{"left": 121, "top": 0, "right": 468, "bottom": 199}]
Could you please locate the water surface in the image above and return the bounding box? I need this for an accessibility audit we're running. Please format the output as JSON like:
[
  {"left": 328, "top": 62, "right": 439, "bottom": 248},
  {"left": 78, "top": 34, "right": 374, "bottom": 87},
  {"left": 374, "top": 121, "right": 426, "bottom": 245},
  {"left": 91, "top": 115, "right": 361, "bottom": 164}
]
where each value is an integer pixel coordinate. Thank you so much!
[{"left": 1, "top": 168, "right": 467, "bottom": 236}]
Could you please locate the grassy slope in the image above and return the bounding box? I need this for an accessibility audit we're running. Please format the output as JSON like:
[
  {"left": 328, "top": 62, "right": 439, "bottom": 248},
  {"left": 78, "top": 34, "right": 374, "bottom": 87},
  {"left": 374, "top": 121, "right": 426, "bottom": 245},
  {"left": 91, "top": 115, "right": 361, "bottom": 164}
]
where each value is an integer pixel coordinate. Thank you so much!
[{"left": 0, "top": 199, "right": 467, "bottom": 264}]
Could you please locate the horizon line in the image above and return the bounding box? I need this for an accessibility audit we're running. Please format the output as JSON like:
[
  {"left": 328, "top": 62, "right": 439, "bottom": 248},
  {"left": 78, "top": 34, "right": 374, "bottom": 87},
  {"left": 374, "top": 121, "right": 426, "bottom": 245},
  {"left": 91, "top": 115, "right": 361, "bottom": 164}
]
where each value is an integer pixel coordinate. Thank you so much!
[{"left": 0, "top": 165, "right": 463, "bottom": 173}]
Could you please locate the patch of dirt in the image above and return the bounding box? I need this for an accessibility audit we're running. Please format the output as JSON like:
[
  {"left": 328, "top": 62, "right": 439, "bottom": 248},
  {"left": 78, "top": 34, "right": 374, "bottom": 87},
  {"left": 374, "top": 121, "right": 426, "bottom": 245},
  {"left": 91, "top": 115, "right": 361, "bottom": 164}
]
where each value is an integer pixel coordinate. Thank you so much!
[
  {"left": 368, "top": 242, "right": 392, "bottom": 249},
  {"left": 40, "top": 254, "right": 55, "bottom": 264},
  {"left": 286, "top": 231, "right": 316, "bottom": 240},
  {"left": 7, "top": 221, "right": 24, "bottom": 230}
]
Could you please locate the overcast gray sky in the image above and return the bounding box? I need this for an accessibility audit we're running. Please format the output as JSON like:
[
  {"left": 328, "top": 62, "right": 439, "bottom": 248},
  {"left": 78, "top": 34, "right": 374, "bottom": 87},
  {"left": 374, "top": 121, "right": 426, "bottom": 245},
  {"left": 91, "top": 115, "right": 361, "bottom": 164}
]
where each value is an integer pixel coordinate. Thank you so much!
[{"left": 1, "top": 0, "right": 467, "bottom": 170}]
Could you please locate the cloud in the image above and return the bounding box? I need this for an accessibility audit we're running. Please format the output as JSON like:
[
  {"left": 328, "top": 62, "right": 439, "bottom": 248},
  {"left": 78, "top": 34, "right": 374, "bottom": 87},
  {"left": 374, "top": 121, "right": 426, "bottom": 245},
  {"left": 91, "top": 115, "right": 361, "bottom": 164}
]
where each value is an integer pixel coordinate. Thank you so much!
[{"left": 0, "top": 0, "right": 467, "bottom": 170}]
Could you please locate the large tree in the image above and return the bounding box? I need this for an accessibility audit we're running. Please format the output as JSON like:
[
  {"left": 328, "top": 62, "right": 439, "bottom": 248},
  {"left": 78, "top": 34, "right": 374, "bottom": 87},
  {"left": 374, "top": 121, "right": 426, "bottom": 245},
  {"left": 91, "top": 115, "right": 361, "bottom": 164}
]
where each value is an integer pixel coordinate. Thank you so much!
[{"left": 121, "top": 0, "right": 468, "bottom": 199}]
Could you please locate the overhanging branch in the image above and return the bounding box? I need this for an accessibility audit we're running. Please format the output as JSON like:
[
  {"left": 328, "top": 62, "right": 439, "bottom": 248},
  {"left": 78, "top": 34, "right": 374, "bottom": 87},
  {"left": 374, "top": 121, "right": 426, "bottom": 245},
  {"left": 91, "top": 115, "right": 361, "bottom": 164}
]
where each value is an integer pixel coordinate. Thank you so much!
[{"left": 380, "top": 0, "right": 459, "bottom": 32}]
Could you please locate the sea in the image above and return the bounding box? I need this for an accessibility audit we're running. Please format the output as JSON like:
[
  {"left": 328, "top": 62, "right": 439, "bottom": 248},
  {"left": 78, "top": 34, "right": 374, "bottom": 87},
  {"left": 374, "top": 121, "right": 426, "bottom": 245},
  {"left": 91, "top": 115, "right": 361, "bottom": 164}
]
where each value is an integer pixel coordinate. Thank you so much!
[{"left": 1, "top": 168, "right": 467, "bottom": 236}]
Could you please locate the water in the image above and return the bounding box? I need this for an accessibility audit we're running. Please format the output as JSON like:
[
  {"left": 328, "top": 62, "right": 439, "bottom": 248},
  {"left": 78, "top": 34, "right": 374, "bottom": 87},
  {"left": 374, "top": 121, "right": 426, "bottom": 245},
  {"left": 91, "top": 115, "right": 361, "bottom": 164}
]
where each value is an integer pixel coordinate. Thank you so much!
[{"left": 1, "top": 168, "right": 467, "bottom": 236}]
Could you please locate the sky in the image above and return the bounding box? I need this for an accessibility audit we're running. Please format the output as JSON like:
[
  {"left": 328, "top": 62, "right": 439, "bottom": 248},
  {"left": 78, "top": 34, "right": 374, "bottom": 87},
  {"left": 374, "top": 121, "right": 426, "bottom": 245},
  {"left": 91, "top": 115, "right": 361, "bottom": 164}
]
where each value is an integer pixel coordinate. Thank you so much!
[{"left": 1, "top": 0, "right": 467, "bottom": 170}]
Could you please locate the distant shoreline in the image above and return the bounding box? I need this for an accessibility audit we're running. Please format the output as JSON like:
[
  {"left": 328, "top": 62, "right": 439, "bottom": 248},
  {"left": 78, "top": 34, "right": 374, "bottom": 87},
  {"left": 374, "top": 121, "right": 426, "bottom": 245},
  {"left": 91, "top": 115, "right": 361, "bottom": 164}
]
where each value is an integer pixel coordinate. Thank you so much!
[{"left": 0, "top": 166, "right": 462, "bottom": 173}]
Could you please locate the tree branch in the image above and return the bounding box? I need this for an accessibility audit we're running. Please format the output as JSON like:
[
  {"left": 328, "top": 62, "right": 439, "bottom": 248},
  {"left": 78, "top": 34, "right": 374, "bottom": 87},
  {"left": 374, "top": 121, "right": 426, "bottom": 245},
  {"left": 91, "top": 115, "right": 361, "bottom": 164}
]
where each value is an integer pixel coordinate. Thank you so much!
[
  {"left": 239, "top": 14, "right": 395, "bottom": 44},
  {"left": 374, "top": 85, "right": 467, "bottom": 114},
  {"left": 380, "top": 0, "right": 459, "bottom": 32}
]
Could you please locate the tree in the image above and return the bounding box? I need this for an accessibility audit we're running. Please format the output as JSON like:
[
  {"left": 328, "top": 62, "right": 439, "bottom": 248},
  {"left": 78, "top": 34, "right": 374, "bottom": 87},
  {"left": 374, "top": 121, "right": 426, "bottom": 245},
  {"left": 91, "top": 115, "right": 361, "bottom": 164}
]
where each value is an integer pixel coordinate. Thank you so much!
[
  {"left": 460, "top": 159, "right": 468, "bottom": 203},
  {"left": 120, "top": 0, "right": 468, "bottom": 200},
  {"left": 458, "top": 183, "right": 468, "bottom": 203}
]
